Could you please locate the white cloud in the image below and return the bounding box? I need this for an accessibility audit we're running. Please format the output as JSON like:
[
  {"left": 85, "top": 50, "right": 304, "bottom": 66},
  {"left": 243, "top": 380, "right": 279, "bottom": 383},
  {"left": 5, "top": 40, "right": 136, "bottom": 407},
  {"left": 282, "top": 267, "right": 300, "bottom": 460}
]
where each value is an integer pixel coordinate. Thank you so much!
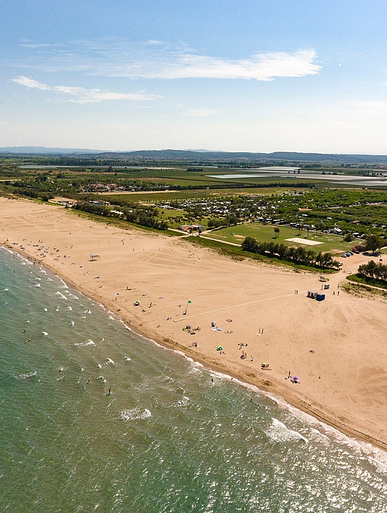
[
  {"left": 11, "top": 76, "right": 157, "bottom": 103},
  {"left": 12, "top": 76, "right": 51, "bottom": 90},
  {"left": 18, "top": 39, "right": 321, "bottom": 81},
  {"left": 143, "top": 49, "right": 321, "bottom": 81}
]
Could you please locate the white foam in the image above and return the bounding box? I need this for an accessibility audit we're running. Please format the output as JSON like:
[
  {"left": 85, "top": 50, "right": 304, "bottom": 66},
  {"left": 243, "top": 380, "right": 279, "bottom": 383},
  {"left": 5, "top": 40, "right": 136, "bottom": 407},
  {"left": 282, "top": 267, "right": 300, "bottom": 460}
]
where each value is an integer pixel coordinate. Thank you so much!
[
  {"left": 369, "top": 457, "right": 387, "bottom": 474},
  {"left": 309, "top": 428, "right": 330, "bottom": 445},
  {"left": 17, "top": 371, "right": 37, "bottom": 380},
  {"left": 188, "top": 365, "right": 203, "bottom": 376},
  {"left": 176, "top": 396, "right": 190, "bottom": 407},
  {"left": 75, "top": 339, "right": 96, "bottom": 347},
  {"left": 265, "top": 418, "right": 308, "bottom": 444},
  {"left": 55, "top": 291, "right": 67, "bottom": 300},
  {"left": 120, "top": 408, "right": 152, "bottom": 422},
  {"left": 106, "top": 358, "right": 115, "bottom": 365},
  {"left": 264, "top": 390, "right": 387, "bottom": 464},
  {"left": 192, "top": 361, "right": 204, "bottom": 369},
  {"left": 57, "top": 277, "right": 68, "bottom": 288}
]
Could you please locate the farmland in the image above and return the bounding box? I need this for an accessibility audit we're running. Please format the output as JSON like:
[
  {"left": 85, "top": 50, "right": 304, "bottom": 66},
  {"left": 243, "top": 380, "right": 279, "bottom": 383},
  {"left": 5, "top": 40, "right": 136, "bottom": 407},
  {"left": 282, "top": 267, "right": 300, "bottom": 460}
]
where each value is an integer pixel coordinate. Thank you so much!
[{"left": 1, "top": 152, "right": 387, "bottom": 264}]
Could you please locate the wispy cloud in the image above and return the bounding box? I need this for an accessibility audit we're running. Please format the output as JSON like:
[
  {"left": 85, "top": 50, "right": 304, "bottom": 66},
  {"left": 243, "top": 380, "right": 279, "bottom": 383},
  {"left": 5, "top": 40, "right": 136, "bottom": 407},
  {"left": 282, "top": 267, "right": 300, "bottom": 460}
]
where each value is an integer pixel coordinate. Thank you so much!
[
  {"left": 17, "top": 39, "right": 321, "bottom": 81},
  {"left": 11, "top": 76, "right": 157, "bottom": 103},
  {"left": 143, "top": 49, "right": 321, "bottom": 81}
]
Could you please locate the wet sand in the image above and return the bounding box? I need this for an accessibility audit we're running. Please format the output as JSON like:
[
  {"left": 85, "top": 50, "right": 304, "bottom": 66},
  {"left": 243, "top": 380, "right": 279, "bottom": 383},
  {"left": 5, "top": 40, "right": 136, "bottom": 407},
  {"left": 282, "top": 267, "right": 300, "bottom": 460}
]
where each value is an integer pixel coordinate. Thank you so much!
[{"left": 2, "top": 196, "right": 387, "bottom": 451}]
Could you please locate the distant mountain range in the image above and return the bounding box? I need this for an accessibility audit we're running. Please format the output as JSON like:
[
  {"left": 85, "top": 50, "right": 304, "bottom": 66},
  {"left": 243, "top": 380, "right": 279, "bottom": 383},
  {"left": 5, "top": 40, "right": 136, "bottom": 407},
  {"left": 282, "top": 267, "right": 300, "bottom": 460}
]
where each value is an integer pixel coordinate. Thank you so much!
[
  {"left": 2, "top": 147, "right": 387, "bottom": 165},
  {"left": 0, "top": 146, "right": 103, "bottom": 155},
  {"left": 100, "top": 149, "right": 387, "bottom": 164}
]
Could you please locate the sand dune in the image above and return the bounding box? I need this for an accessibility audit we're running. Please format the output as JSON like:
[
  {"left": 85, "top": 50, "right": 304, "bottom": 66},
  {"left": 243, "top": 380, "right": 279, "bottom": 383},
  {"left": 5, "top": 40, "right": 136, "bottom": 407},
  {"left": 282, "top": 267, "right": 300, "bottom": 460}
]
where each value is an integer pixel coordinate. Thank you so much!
[{"left": 2, "top": 196, "right": 387, "bottom": 451}]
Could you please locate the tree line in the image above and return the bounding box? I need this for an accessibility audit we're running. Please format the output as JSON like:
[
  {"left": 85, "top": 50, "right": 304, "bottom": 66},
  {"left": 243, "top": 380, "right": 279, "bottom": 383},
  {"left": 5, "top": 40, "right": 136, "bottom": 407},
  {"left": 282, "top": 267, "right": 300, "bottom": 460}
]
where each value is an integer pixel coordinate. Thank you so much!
[
  {"left": 73, "top": 201, "right": 168, "bottom": 230},
  {"left": 241, "top": 236, "right": 339, "bottom": 269},
  {"left": 357, "top": 260, "right": 387, "bottom": 281}
]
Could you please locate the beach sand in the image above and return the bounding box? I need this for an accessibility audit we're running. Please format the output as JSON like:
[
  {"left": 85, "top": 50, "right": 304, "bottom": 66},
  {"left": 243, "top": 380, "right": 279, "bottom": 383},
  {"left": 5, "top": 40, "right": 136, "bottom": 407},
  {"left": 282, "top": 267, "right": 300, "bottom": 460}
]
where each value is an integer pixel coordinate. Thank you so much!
[{"left": 2, "top": 196, "right": 387, "bottom": 450}]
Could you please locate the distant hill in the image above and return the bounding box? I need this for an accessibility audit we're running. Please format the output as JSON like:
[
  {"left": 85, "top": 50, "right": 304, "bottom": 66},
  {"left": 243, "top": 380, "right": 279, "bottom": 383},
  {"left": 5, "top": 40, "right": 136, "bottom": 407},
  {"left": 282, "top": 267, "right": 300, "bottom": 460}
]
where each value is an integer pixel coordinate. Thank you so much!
[
  {"left": 0, "top": 146, "right": 103, "bottom": 155},
  {"left": 2, "top": 147, "right": 387, "bottom": 165},
  {"left": 97, "top": 149, "right": 387, "bottom": 165}
]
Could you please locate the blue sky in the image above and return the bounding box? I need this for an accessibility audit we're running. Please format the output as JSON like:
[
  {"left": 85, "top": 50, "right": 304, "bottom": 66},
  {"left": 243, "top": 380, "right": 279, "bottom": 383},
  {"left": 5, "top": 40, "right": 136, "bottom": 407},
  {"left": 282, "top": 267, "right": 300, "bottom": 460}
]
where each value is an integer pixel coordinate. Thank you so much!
[{"left": 1, "top": 0, "right": 387, "bottom": 153}]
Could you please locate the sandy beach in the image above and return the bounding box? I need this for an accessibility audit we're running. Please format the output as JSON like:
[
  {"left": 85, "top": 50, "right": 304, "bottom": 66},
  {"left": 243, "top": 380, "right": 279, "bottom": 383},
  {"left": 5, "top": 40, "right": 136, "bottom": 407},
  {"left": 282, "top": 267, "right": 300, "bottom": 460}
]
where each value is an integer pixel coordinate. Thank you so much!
[{"left": 2, "top": 196, "right": 387, "bottom": 451}]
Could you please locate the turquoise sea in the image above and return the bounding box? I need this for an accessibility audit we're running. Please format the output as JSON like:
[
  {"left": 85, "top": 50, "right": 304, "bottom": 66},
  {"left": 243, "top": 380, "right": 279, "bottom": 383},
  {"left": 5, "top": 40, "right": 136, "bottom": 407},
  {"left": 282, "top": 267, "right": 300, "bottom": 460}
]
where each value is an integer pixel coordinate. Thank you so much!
[{"left": 1, "top": 247, "right": 387, "bottom": 513}]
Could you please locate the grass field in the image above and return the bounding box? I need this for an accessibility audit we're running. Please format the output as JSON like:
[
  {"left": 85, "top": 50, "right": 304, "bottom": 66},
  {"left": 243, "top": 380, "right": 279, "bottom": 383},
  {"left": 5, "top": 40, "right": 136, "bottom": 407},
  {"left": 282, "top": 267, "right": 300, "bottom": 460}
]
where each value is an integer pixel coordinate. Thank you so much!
[
  {"left": 99, "top": 186, "right": 301, "bottom": 203},
  {"left": 201, "top": 223, "right": 355, "bottom": 253}
]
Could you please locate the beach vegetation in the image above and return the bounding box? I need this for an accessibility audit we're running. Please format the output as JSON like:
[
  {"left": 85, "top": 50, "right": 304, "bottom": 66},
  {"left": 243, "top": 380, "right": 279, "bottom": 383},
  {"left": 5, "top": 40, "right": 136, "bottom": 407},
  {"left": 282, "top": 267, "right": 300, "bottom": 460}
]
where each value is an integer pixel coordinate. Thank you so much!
[
  {"left": 344, "top": 278, "right": 387, "bottom": 296},
  {"left": 191, "top": 234, "right": 338, "bottom": 273},
  {"left": 345, "top": 259, "right": 387, "bottom": 293},
  {"left": 357, "top": 260, "right": 387, "bottom": 282},
  {"left": 73, "top": 201, "right": 169, "bottom": 230},
  {"left": 201, "top": 223, "right": 353, "bottom": 253},
  {"left": 241, "top": 236, "right": 340, "bottom": 269}
]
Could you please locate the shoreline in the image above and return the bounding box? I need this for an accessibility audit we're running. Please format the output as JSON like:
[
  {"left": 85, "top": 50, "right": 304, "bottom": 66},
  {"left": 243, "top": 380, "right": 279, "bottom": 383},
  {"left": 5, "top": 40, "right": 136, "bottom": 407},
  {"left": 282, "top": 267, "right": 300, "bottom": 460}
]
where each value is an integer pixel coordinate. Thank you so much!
[
  {"left": 2, "top": 197, "right": 387, "bottom": 455},
  {"left": 9, "top": 242, "right": 387, "bottom": 455}
]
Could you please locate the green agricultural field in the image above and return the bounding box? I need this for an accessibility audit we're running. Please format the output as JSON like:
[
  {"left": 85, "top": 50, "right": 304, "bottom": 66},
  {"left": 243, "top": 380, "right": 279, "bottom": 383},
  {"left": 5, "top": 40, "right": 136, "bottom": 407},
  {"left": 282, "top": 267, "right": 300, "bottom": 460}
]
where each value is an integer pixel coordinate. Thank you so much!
[
  {"left": 99, "top": 186, "right": 301, "bottom": 203},
  {"left": 202, "top": 223, "right": 355, "bottom": 253}
]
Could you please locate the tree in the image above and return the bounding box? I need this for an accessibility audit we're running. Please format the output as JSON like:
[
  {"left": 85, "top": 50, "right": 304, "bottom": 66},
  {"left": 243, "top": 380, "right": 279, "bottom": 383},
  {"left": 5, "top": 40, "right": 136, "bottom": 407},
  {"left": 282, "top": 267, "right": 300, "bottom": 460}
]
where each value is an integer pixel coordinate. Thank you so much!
[
  {"left": 366, "top": 234, "right": 384, "bottom": 254},
  {"left": 274, "top": 227, "right": 280, "bottom": 238},
  {"left": 343, "top": 233, "right": 352, "bottom": 242},
  {"left": 242, "top": 236, "right": 259, "bottom": 253},
  {"left": 315, "top": 220, "right": 325, "bottom": 235}
]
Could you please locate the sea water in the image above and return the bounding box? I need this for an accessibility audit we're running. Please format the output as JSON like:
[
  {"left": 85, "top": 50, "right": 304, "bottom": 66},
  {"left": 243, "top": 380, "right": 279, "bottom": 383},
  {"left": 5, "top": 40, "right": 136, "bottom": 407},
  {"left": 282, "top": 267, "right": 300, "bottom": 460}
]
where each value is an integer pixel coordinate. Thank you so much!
[{"left": 1, "top": 247, "right": 387, "bottom": 513}]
